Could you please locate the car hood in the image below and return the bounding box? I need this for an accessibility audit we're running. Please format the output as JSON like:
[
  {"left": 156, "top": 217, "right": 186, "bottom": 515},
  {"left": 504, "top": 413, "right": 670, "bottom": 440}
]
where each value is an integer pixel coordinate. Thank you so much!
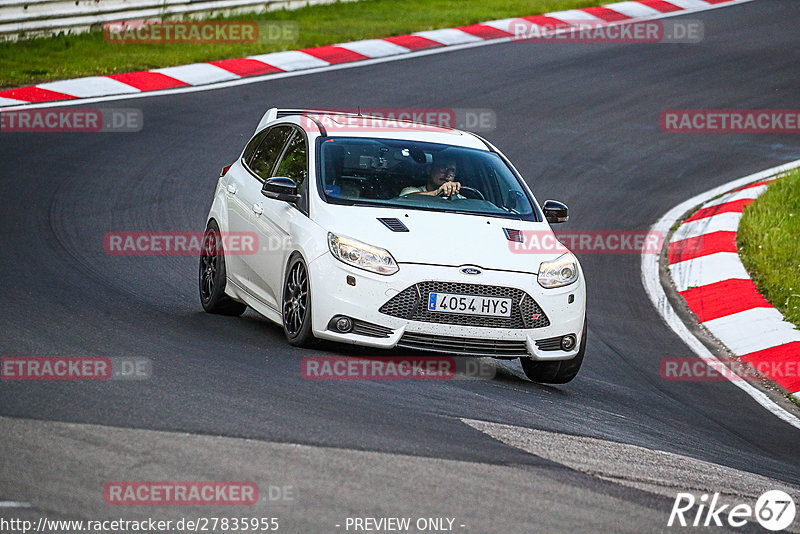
[{"left": 316, "top": 204, "right": 567, "bottom": 274}]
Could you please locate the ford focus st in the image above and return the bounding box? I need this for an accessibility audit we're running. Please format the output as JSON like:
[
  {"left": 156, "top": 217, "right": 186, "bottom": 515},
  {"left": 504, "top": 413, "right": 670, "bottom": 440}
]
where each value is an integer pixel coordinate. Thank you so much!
[{"left": 200, "top": 108, "right": 587, "bottom": 383}]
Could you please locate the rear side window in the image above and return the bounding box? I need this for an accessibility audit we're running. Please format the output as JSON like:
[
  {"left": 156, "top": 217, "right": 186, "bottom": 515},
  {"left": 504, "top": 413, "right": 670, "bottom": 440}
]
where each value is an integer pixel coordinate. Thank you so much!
[
  {"left": 241, "top": 128, "right": 269, "bottom": 163},
  {"left": 245, "top": 126, "right": 293, "bottom": 181}
]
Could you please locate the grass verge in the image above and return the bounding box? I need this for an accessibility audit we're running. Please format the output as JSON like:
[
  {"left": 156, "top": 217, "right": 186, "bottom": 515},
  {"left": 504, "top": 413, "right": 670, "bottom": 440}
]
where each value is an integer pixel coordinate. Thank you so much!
[
  {"left": 737, "top": 169, "right": 800, "bottom": 329},
  {"left": 0, "top": 0, "right": 601, "bottom": 89}
]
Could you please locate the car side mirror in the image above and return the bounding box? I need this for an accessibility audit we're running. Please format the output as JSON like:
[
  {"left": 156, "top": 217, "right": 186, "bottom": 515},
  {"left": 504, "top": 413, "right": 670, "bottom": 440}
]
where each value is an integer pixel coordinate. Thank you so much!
[
  {"left": 543, "top": 200, "right": 569, "bottom": 224},
  {"left": 262, "top": 177, "right": 300, "bottom": 204}
]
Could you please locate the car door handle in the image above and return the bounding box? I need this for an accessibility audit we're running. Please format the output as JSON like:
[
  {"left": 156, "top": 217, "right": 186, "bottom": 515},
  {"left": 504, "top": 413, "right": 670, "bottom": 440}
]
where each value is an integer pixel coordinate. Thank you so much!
[
  {"left": 227, "top": 184, "right": 237, "bottom": 195},
  {"left": 252, "top": 203, "right": 263, "bottom": 216}
]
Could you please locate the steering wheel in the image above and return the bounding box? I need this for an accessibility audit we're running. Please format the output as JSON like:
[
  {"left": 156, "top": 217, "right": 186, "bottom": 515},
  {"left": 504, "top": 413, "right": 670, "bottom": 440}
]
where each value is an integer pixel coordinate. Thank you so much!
[{"left": 458, "top": 186, "right": 485, "bottom": 200}]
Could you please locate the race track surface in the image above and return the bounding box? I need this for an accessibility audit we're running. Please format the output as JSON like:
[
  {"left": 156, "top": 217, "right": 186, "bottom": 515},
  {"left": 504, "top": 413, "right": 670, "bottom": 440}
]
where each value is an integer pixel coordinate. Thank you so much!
[{"left": 1, "top": 1, "right": 799, "bottom": 531}]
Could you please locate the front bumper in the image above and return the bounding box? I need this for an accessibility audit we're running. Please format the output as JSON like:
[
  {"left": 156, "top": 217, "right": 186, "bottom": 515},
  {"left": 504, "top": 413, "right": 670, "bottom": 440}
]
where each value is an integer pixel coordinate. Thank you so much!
[{"left": 308, "top": 253, "right": 586, "bottom": 360}]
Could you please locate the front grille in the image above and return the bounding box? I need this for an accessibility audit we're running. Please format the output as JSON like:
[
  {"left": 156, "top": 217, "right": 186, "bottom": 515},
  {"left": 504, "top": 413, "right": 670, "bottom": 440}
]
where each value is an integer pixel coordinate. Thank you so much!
[
  {"left": 379, "top": 281, "right": 550, "bottom": 329},
  {"left": 398, "top": 332, "right": 530, "bottom": 357},
  {"left": 535, "top": 336, "right": 563, "bottom": 351}
]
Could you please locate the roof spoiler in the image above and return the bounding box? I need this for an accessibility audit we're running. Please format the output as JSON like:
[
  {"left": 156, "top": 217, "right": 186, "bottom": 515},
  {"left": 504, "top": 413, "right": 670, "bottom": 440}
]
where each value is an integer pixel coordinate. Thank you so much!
[
  {"left": 255, "top": 108, "right": 367, "bottom": 133},
  {"left": 254, "top": 108, "right": 459, "bottom": 134},
  {"left": 255, "top": 107, "right": 280, "bottom": 133}
]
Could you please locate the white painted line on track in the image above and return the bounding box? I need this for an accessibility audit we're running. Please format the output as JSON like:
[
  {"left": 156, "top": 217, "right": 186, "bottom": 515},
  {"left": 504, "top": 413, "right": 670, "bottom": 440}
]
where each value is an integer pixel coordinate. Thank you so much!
[{"left": 0, "top": 501, "right": 32, "bottom": 508}]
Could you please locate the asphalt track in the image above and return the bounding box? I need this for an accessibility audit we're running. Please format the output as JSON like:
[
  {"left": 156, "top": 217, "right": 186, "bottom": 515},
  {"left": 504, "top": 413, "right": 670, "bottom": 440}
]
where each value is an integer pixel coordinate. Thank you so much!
[{"left": 1, "top": 1, "right": 800, "bottom": 532}]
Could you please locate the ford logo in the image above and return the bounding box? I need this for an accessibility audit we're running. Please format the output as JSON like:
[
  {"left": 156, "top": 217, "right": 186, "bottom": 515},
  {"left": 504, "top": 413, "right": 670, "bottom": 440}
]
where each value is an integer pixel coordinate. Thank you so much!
[{"left": 460, "top": 267, "right": 482, "bottom": 275}]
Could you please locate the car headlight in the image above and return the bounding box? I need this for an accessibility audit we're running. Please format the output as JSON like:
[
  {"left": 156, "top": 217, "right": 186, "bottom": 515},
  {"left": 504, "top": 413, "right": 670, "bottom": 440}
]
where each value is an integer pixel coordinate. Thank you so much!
[
  {"left": 327, "top": 233, "right": 399, "bottom": 275},
  {"left": 538, "top": 253, "right": 579, "bottom": 288}
]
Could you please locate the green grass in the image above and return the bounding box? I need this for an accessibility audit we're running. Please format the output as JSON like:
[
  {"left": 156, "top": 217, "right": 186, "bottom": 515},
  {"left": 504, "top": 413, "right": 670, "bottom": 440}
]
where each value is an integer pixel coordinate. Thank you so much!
[
  {"left": 0, "top": 0, "right": 601, "bottom": 89},
  {"left": 737, "top": 170, "right": 800, "bottom": 329}
]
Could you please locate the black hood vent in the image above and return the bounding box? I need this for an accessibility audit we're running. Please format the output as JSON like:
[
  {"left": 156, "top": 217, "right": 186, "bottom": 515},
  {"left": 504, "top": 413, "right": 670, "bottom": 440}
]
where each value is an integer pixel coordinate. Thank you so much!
[
  {"left": 503, "top": 228, "right": 524, "bottom": 242},
  {"left": 377, "top": 218, "right": 409, "bottom": 232}
]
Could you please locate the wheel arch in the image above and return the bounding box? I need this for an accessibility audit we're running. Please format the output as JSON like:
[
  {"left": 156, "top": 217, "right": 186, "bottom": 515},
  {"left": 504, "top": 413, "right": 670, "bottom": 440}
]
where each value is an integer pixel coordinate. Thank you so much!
[
  {"left": 282, "top": 250, "right": 310, "bottom": 300},
  {"left": 206, "top": 179, "right": 231, "bottom": 233}
]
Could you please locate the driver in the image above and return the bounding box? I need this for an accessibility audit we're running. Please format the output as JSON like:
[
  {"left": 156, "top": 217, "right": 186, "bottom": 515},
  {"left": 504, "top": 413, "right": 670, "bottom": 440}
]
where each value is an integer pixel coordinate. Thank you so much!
[{"left": 400, "top": 155, "right": 462, "bottom": 197}]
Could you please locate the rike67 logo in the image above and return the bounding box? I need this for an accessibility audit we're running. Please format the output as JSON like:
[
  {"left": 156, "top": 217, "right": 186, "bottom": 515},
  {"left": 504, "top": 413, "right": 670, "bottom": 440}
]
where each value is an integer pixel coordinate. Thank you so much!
[{"left": 668, "top": 490, "right": 796, "bottom": 531}]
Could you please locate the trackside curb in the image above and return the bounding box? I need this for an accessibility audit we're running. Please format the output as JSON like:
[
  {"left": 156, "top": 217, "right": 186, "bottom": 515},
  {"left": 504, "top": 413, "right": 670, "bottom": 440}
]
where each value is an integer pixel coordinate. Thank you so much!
[
  {"left": 668, "top": 174, "right": 800, "bottom": 401},
  {"left": 643, "top": 159, "right": 800, "bottom": 430}
]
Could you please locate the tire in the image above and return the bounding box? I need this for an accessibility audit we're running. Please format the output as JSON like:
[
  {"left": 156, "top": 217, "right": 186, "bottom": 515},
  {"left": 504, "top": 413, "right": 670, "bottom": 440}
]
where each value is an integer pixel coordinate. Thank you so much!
[
  {"left": 521, "top": 317, "right": 586, "bottom": 384},
  {"left": 282, "top": 254, "right": 316, "bottom": 347},
  {"left": 199, "top": 220, "right": 247, "bottom": 316}
]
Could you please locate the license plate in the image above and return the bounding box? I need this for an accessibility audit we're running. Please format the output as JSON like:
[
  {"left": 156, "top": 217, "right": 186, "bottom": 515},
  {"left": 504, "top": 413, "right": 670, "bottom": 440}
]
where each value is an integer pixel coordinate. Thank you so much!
[{"left": 427, "top": 292, "right": 512, "bottom": 317}]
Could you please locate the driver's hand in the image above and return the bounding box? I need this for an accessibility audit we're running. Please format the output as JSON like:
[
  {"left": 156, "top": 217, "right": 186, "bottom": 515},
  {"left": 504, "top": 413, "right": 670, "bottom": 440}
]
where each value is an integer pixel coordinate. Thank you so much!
[{"left": 438, "top": 181, "right": 461, "bottom": 196}]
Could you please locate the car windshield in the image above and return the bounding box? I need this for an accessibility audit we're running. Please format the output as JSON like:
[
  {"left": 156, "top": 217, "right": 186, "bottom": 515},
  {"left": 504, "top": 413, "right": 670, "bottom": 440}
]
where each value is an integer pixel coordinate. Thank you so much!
[{"left": 318, "top": 137, "right": 537, "bottom": 220}]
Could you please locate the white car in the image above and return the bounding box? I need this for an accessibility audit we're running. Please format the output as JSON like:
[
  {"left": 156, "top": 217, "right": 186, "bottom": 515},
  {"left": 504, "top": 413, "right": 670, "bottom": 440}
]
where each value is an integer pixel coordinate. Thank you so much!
[{"left": 200, "top": 108, "right": 587, "bottom": 383}]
